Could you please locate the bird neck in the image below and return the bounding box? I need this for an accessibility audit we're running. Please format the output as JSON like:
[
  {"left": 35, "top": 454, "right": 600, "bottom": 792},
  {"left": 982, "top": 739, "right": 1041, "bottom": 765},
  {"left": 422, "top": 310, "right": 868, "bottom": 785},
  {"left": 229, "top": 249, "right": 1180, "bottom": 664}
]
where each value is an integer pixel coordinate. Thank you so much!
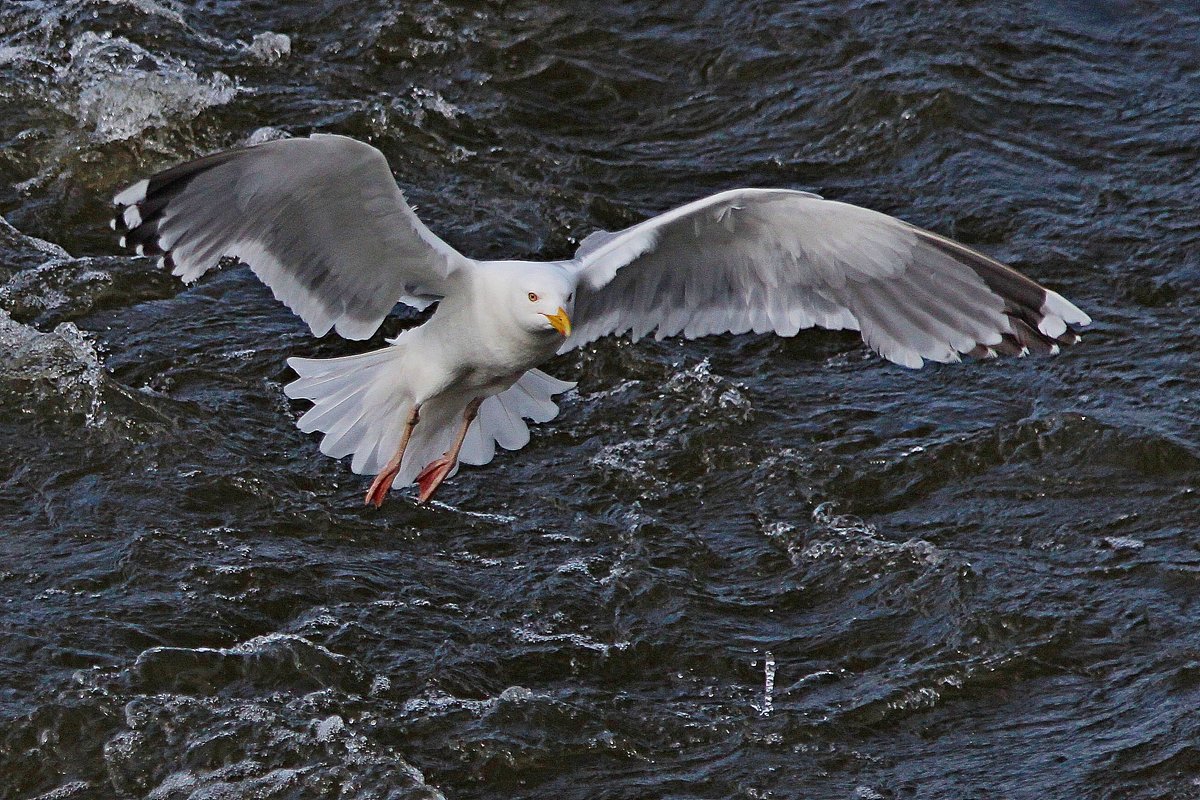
[{"left": 423, "top": 265, "right": 562, "bottom": 380}]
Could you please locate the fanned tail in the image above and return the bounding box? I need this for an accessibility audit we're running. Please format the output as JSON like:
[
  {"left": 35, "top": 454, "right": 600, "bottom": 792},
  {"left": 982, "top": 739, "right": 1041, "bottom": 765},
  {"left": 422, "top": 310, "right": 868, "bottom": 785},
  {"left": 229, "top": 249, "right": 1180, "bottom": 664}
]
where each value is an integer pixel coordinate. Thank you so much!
[
  {"left": 285, "top": 344, "right": 414, "bottom": 476},
  {"left": 458, "top": 369, "right": 575, "bottom": 468},
  {"left": 285, "top": 344, "right": 574, "bottom": 496}
]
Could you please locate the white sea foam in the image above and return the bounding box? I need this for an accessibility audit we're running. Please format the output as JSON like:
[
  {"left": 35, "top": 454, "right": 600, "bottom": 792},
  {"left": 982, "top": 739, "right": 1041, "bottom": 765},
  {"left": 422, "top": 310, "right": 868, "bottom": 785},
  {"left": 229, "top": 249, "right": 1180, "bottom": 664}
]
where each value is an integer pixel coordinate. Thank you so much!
[
  {"left": 102, "top": 635, "right": 446, "bottom": 799},
  {"left": 0, "top": 308, "right": 107, "bottom": 426},
  {"left": 68, "top": 32, "right": 237, "bottom": 142},
  {"left": 244, "top": 31, "right": 291, "bottom": 64}
]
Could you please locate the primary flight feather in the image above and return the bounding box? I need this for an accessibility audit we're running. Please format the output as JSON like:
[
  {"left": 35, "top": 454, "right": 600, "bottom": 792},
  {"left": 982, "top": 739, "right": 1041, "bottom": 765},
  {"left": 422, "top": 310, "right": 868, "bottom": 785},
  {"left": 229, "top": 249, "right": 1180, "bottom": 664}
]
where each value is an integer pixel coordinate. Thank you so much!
[{"left": 111, "top": 133, "right": 1090, "bottom": 505}]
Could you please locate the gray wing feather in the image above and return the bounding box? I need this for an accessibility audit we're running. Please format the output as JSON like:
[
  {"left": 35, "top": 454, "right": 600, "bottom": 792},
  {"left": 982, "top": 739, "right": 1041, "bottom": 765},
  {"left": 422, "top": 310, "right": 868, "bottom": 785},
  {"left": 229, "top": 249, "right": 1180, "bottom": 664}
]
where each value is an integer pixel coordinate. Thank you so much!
[
  {"left": 564, "top": 188, "right": 1090, "bottom": 368},
  {"left": 112, "top": 134, "right": 472, "bottom": 340}
]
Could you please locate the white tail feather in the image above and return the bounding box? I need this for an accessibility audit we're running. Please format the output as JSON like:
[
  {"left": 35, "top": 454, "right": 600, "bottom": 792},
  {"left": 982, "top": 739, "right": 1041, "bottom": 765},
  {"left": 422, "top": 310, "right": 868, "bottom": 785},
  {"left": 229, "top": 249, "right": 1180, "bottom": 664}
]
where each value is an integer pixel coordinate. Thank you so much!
[
  {"left": 285, "top": 343, "right": 574, "bottom": 494},
  {"left": 460, "top": 369, "right": 575, "bottom": 467},
  {"left": 285, "top": 345, "right": 414, "bottom": 475}
]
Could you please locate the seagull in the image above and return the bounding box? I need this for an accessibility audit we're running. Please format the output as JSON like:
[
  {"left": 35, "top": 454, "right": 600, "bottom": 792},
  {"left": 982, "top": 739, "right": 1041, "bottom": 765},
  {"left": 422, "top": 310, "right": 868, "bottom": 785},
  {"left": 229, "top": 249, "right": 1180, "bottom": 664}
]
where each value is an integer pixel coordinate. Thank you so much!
[{"left": 111, "top": 133, "right": 1090, "bottom": 506}]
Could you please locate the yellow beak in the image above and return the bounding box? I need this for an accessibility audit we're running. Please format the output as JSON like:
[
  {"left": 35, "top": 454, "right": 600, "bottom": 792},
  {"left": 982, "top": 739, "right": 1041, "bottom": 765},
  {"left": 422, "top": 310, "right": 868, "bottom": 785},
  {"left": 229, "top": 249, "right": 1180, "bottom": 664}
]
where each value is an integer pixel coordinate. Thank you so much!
[{"left": 543, "top": 307, "right": 572, "bottom": 337}]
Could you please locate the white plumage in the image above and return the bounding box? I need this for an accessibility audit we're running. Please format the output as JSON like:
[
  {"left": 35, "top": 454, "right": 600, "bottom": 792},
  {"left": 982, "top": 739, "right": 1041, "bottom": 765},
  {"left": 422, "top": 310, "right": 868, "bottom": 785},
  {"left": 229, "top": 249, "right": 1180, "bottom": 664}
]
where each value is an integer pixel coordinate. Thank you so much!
[{"left": 111, "top": 133, "right": 1090, "bottom": 505}]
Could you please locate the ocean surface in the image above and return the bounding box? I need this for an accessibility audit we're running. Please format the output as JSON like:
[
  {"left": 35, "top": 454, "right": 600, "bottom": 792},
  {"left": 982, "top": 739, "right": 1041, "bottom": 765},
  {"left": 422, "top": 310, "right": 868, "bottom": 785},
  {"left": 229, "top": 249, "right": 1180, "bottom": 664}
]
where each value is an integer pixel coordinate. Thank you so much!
[{"left": 1, "top": 1, "right": 1198, "bottom": 798}]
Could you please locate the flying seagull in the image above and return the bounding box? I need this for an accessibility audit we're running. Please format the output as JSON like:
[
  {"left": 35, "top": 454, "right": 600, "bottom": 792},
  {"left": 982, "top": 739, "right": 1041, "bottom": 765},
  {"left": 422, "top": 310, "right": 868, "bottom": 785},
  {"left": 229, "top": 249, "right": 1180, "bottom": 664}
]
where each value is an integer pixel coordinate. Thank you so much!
[{"left": 111, "top": 133, "right": 1090, "bottom": 506}]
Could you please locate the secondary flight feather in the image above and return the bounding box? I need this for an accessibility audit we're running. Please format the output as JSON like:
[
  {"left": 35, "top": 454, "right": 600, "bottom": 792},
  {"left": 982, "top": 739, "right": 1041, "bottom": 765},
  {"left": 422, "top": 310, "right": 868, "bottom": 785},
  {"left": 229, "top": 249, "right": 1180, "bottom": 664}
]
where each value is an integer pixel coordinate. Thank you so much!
[{"left": 111, "top": 133, "right": 1090, "bottom": 505}]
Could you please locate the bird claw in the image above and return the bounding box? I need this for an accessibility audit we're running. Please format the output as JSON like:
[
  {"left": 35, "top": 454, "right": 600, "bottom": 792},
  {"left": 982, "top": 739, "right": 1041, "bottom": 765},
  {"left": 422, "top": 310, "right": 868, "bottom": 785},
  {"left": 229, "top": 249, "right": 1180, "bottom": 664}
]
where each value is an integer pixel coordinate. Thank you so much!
[
  {"left": 365, "top": 466, "right": 399, "bottom": 508},
  {"left": 414, "top": 455, "right": 455, "bottom": 504}
]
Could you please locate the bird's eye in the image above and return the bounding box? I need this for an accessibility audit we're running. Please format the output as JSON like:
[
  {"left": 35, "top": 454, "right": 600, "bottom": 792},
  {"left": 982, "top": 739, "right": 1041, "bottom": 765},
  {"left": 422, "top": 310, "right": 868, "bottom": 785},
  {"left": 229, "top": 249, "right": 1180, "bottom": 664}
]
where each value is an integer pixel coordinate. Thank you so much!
[
  {"left": 566, "top": 292, "right": 573, "bottom": 302},
  {"left": 528, "top": 292, "right": 539, "bottom": 302}
]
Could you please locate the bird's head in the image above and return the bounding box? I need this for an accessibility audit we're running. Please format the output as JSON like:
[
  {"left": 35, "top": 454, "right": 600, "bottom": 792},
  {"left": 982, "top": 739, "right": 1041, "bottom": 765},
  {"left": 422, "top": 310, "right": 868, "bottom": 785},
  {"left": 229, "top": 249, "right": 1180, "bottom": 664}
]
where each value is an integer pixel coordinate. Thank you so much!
[{"left": 512, "top": 266, "right": 575, "bottom": 338}]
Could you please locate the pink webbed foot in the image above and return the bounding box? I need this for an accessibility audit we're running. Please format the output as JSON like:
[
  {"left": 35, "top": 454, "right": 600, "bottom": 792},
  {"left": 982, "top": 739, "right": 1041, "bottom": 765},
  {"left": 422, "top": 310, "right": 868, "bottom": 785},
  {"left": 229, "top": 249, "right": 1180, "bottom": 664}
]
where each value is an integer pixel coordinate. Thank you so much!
[
  {"left": 365, "top": 465, "right": 399, "bottom": 508},
  {"left": 414, "top": 455, "right": 456, "bottom": 504},
  {"left": 363, "top": 404, "right": 421, "bottom": 509}
]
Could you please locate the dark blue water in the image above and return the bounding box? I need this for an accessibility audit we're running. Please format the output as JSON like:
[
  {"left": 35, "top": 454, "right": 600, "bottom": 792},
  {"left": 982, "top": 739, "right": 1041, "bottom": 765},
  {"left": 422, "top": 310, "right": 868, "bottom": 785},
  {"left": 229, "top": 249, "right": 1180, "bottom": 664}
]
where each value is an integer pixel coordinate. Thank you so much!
[{"left": 1, "top": 1, "right": 1198, "bottom": 798}]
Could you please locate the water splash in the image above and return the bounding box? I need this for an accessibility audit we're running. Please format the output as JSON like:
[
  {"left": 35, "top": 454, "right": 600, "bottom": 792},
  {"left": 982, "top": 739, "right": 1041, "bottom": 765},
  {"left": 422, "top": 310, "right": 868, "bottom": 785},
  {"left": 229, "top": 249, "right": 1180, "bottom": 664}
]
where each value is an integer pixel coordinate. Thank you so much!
[
  {"left": 752, "top": 651, "right": 776, "bottom": 717},
  {"left": 68, "top": 32, "right": 237, "bottom": 142},
  {"left": 0, "top": 309, "right": 107, "bottom": 427},
  {"left": 243, "top": 32, "right": 291, "bottom": 64}
]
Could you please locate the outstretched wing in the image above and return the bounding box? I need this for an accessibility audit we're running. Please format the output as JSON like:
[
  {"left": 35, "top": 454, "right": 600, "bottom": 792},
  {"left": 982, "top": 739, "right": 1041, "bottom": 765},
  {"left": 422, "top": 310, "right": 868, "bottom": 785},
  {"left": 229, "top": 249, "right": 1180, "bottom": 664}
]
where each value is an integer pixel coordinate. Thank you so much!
[
  {"left": 112, "top": 133, "right": 473, "bottom": 340},
  {"left": 564, "top": 188, "right": 1090, "bottom": 368}
]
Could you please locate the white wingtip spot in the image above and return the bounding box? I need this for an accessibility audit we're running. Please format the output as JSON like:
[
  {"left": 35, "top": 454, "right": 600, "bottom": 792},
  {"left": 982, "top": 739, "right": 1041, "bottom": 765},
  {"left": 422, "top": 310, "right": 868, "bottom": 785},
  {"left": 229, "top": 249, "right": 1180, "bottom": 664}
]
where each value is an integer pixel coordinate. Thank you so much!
[
  {"left": 135, "top": 244, "right": 145, "bottom": 256},
  {"left": 113, "top": 178, "right": 149, "bottom": 206},
  {"left": 1041, "top": 289, "right": 1091, "bottom": 328},
  {"left": 123, "top": 205, "right": 143, "bottom": 229},
  {"left": 109, "top": 218, "right": 117, "bottom": 230},
  {"left": 118, "top": 236, "right": 126, "bottom": 248},
  {"left": 1037, "top": 313, "right": 1067, "bottom": 339}
]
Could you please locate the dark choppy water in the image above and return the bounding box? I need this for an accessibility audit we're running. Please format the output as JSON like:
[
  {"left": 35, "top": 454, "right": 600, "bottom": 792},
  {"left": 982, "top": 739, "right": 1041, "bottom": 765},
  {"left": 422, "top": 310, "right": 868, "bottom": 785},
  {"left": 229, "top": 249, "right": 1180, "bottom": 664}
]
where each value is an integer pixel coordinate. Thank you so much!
[{"left": 2, "top": 1, "right": 1198, "bottom": 797}]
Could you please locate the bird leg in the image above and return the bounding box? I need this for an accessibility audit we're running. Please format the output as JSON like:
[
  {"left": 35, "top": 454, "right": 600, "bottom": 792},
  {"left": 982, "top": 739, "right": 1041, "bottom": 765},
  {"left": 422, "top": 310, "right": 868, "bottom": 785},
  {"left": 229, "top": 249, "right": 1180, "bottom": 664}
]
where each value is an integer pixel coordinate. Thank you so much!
[
  {"left": 365, "top": 404, "right": 421, "bottom": 508},
  {"left": 414, "top": 397, "right": 483, "bottom": 505}
]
